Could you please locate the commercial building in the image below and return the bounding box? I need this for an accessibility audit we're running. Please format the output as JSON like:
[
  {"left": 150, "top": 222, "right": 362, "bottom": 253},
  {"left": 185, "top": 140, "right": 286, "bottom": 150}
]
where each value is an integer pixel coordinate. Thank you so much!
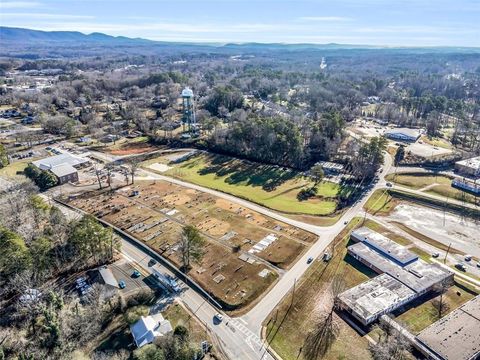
[
  {"left": 416, "top": 295, "right": 480, "bottom": 360},
  {"left": 455, "top": 156, "right": 480, "bottom": 178},
  {"left": 338, "top": 228, "right": 453, "bottom": 325},
  {"left": 338, "top": 274, "right": 416, "bottom": 326},
  {"left": 384, "top": 128, "right": 421, "bottom": 142},
  {"left": 32, "top": 152, "right": 90, "bottom": 184}
]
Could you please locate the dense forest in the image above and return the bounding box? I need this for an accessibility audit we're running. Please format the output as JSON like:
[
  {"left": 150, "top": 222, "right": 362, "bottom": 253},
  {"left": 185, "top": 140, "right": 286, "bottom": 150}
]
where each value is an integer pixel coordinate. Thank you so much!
[{"left": 1, "top": 38, "right": 480, "bottom": 172}]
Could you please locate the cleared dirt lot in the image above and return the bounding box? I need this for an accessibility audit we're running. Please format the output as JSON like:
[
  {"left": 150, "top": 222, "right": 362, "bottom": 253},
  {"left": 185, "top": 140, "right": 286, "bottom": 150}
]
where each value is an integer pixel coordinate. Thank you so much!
[
  {"left": 385, "top": 203, "right": 480, "bottom": 257},
  {"left": 66, "top": 180, "right": 316, "bottom": 309}
]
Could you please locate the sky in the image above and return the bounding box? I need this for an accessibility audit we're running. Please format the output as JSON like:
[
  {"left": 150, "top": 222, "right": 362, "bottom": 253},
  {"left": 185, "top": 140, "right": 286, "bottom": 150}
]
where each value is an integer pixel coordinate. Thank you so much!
[{"left": 0, "top": 0, "right": 479, "bottom": 46}]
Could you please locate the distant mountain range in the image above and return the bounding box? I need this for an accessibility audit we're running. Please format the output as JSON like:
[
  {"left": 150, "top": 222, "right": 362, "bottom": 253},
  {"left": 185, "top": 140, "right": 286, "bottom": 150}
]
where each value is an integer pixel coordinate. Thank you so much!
[
  {"left": 1, "top": 26, "right": 479, "bottom": 55},
  {"left": 0, "top": 26, "right": 151, "bottom": 44}
]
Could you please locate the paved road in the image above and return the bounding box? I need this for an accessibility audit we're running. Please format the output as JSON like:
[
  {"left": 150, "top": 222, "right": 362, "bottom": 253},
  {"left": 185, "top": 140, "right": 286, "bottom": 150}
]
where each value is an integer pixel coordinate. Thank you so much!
[
  {"left": 15, "top": 146, "right": 479, "bottom": 360},
  {"left": 121, "top": 240, "right": 275, "bottom": 360}
]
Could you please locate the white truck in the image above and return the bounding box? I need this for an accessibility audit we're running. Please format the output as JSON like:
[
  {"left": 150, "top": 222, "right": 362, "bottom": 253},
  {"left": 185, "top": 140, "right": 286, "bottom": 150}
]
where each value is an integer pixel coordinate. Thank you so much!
[{"left": 152, "top": 268, "right": 182, "bottom": 293}]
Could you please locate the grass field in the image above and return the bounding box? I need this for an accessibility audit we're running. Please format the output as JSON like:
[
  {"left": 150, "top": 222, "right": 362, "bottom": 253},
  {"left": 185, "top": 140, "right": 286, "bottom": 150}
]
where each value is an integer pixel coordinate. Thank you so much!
[
  {"left": 264, "top": 217, "right": 374, "bottom": 360},
  {"left": 363, "top": 219, "right": 411, "bottom": 246},
  {"left": 385, "top": 173, "right": 452, "bottom": 190},
  {"left": 420, "top": 136, "right": 453, "bottom": 150},
  {"left": 160, "top": 153, "right": 347, "bottom": 216},
  {"left": 0, "top": 158, "right": 35, "bottom": 177},
  {"left": 364, "top": 189, "right": 400, "bottom": 215},
  {"left": 385, "top": 172, "right": 478, "bottom": 205},
  {"left": 395, "top": 281, "right": 478, "bottom": 334},
  {"left": 163, "top": 302, "right": 209, "bottom": 344}
]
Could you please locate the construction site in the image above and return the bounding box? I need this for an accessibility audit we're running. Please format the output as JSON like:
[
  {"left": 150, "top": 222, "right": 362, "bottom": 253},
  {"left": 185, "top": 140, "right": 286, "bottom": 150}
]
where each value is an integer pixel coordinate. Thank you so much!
[{"left": 66, "top": 180, "right": 316, "bottom": 309}]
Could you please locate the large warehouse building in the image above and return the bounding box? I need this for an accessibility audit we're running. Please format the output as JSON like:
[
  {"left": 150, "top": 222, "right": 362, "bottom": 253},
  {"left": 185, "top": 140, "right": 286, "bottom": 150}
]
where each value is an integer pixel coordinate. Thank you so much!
[
  {"left": 338, "top": 227, "right": 453, "bottom": 326},
  {"left": 384, "top": 127, "right": 421, "bottom": 142},
  {"left": 416, "top": 295, "right": 480, "bottom": 360}
]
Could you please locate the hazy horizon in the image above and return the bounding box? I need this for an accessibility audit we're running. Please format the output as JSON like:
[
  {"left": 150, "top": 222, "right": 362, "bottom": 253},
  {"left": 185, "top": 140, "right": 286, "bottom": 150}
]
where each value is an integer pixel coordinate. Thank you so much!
[{"left": 1, "top": 0, "right": 479, "bottom": 47}]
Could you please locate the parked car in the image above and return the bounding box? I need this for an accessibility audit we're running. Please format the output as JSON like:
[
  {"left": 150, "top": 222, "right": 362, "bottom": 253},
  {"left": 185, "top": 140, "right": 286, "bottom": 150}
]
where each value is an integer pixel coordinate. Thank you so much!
[
  {"left": 132, "top": 270, "right": 141, "bottom": 278},
  {"left": 118, "top": 280, "right": 126, "bottom": 289},
  {"left": 464, "top": 255, "right": 472, "bottom": 262},
  {"left": 214, "top": 313, "right": 224, "bottom": 323},
  {"left": 322, "top": 252, "right": 332, "bottom": 262},
  {"left": 432, "top": 252, "right": 440, "bottom": 258},
  {"left": 386, "top": 182, "right": 393, "bottom": 187},
  {"left": 455, "top": 263, "right": 467, "bottom": 271}
]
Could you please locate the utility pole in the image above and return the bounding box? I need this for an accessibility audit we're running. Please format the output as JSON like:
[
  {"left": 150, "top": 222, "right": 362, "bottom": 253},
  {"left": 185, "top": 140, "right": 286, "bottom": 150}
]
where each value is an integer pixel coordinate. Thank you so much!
[{"left": 444, "top": 243, "right": 451, "bottom": 264}]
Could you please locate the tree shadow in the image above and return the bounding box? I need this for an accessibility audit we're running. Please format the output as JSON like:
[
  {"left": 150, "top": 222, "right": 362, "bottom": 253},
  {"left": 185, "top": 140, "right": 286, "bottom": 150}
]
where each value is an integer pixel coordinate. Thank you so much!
[
  {"left": 197, "top": 154, "right": 297, "bottom": 191},
  {"left": 302, "top": 312, "right": 339, "bottom": 360}
]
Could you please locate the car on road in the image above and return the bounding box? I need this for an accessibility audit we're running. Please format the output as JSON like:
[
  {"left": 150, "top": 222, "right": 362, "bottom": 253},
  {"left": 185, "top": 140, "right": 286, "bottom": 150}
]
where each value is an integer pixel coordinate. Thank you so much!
[
  {"left": 307, "top": 257, "right": 314, "bottom": 264},
  {"left": 477, "top": 262, "right": 480, "bottom": 268},
  {"left": 132, "top": 270, "right": 141, "bottom": 278},
  {"left": 455, "top": 263, "right": 467, "bottom": 271},
  {"left": 118, "top": 280, "right": 126, "bottom": 289},
  {"left": 386, "top": 182, "right": 393, "bottom": 187},
  {"left": 214, "top": 313, "right": 224, "bottom": 323},
  {"left": 148, "top": 259, "right": 157, "bottom": 267},
  {"left": 344, "top": 220, "right": 348, "bottom": 225},
  {"left": 464, "top": 255, "right": 472, "bottom": 262},
  {"left": 432, "top": 252, "right": 440, "bottom": 258}
]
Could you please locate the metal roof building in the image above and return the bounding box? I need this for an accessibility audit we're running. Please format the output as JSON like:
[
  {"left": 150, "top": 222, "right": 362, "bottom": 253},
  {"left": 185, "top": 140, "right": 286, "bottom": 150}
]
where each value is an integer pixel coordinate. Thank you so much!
[
  {"left": 416, "top": 295, "right": 480, "bottom": 360},
  {"left": 351, "top": 227, "right": 418, "bottom": 266},
  {"left": 384, "top": 127, "right": 421, "bottom": 142},
  {"left": 338, "top": 228, "right": 453, "bottom": 326},
  {"left": 338, "top": 274, "right": 416, "bottom": 326},
  {"left": 32, "top": 153, "right": 89, "bottom": 170}
]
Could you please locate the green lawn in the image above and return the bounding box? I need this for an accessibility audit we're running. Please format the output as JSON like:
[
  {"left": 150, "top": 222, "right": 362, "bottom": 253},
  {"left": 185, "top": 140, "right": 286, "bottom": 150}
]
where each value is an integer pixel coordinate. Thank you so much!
[
  {"left": 0, "top": 159, "right": 33, "bottom": 177},
  {"left": 364, "top": 189, "right": 399, "bottom": 215},
  {"left": 159, "top": 153, "right": 347, "bottom": 216},
  {"left": 420, "top": 136, "right": 453, "bottom": 150},
  {"left": 385, "top": 173, "right": 452, "bottom": 190},
  {"left": 395, "top": 281, "right": 478, "bottom": 334},
  {"left": 426, "top": 184, "right": 478, "bottom": 205},
  {"left": 264, "top": 217, "right": 373, "bottom": 360},
  {"left": 385, "top": 173, "right": 478, "bottom": 206},
  {"left": 163, "top": 302, "right": 209, "bottom": 344}
]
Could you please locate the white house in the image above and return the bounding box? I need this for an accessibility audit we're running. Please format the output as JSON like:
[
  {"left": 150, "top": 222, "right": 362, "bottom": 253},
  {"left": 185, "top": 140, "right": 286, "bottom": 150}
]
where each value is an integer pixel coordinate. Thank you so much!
[{"left": 130, "top": 314, "right": 173, "bottom": 348}]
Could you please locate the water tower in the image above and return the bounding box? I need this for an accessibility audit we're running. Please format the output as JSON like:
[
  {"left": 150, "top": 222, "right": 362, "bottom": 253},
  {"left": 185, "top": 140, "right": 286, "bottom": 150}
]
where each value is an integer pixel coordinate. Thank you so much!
[{"left": 181, "top": 87, "right": 196, "bottom": 133}]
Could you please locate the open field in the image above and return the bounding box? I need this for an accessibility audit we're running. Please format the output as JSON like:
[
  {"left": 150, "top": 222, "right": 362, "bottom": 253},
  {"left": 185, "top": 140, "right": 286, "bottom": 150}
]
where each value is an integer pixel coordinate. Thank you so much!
[
  {"left": 420, "top": 135, "right": 453, "bottom": 150},
  {"left": 145, "top": 153, "right": 350, "bottom": 216},
  {"left": 364, "top": 189, "right": 400, "bottom": 215},
  {"left": 385, "top": 172, "right": 478, "bottom": 205},
  {"left": 394, "top": 280, "right": 478, "bottom": 334},
  {"left": 363, "top": 219, "right": 411, "bottom": 246},
  {"left": 0, "top": 157, "right": 42, "bottom": 178},
  {"left": 386, "top": 203, "right": 480, "bottom": 257},
  {"left": 92, "top": 136, "right": 158, "bottom": 155},
  {"left": 264, "top": 217, "right": 374, "bottom": 360},
  {"left": 66, "top": 180, "right": 317, "bottom": 309},
  {"left": 385, "top": 173, "right": 452, "bottom": 190}
]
